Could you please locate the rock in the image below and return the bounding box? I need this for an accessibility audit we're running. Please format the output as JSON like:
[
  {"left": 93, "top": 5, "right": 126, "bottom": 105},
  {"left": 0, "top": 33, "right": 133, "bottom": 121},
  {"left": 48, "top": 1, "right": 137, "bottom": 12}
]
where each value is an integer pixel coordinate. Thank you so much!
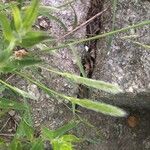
[{"left": 91, "top": 0, "right": 150, "bottom": 109}]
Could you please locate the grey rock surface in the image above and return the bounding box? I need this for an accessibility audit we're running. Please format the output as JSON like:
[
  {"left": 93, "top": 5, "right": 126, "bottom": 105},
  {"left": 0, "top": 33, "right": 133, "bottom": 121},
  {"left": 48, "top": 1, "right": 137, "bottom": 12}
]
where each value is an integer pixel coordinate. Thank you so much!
[{"left": 91, "top": 0, "right": 150, "bottom": 109}]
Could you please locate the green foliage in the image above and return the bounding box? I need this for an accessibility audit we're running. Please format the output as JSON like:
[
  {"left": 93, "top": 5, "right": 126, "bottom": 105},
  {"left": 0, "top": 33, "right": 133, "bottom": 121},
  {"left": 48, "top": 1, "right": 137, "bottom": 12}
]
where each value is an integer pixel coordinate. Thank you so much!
[
  {"left": 31, "top": 139, "right": 44, "bottom": 150},
  {"left": 0, "top": 13, "right": 14, "bottom": 42},
  {"left": 23, "top": 0, "right": 39, "bottom": 31},
  {"left": 0, "top": 79, "right": 36, "bottom": 100},
  {"left": 52, "top": 135, "right": 79, "bottom": 150},
  {"left": 42, "top": 120, "right": 79, "bottom": 140},
  {"left": 20, "top": 31, "right": 50, "bottom": 47},
  {"left": 42, "top": 121, "right": 80, "bottom": 150},
  {"left": 0, "top": 1, "right": 49, "bottom": 73},
  {"left": 0, "top": 98, "right": 27, "bottom": 110},
  {"left": 11, "top": 3, "right": 22, "bottom": 32}
]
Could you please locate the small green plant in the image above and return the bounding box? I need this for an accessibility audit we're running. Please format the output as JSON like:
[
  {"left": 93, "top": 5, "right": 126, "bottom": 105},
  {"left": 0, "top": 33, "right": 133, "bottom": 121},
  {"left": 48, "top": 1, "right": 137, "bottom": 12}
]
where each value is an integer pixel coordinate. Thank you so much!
[{"left": 0, "top": 0, "right": 149, "bottom": 149}]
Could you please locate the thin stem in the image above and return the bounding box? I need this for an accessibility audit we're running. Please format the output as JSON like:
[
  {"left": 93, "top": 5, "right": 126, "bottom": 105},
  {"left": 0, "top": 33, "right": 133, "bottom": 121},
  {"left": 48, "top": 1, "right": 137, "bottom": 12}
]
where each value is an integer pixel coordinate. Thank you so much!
[
  {"left": 69, "top": 44, "right": 86, "bottom": 77},
  {"left": 42, "top": 20, "right": 150, "bottom": 52},
  {"left": 107, "top": 0, "right": 118, "bottom": 49}
]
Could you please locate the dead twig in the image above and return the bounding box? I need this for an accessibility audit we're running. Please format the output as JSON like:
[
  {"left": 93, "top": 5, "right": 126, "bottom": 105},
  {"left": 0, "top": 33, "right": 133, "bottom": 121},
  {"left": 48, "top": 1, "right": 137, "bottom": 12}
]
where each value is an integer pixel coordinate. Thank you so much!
[
  {"left": 59, "top": 5, "right": 110, "bottom": 40},
  {"left": 0, "top": 133, "right": 14, "bottom": 137},
  {"left": 6, "top": 74, "right": 15, "bottom": 82},
  {"left": 0, "top": 117, "right": 11, "bottom": 133}
]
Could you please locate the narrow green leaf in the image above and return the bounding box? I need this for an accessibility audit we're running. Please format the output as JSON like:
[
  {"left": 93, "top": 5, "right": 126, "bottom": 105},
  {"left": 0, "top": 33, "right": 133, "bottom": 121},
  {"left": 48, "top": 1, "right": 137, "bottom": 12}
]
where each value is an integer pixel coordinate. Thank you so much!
[
  {"left": 64, "top": 96, "right": 127, "bottom": 117},
  {"left": 0, "top": 51, "right": 10, "bottom": 64},
  {"left": 11, "top": 3, "right": 22, "bottom": 31},
  {"left": 31, "top": 139, "right": 44, "bottom": 150},
  {"left": 22, "top": 98, "right": 33, "bottom": 127},
  {"left": 22, "top": 120, "right": 34, "bottom": 140},
  {"left": 0, "top": 39, "right": 15, "bottom": 66},
  {"left": 15, "top": 119, "right": 34, "bottom": 140},
  {"left": 0, "top": 13, "right": 13, "bottom": 41},
  {"left": 10, "top": 139, "right": 22, "bottom": 150},
  {"left": 62, "top": 135, "right": 80, "bottom": 142},
  {"left": 0, "top": 85, "right": 5, "bottom": 94},
  {"left": 0, "top": 79, "right": 36, "bottom": 100},
  {"left": 64, "top": 72, "right": 122, "bottom": 94},
  {"left": 0, "top": 98, "right": 27, "bottom": 110},
  {"left": 0, "top": 64, "right": 16, "bottom": 73},
  {"left": 0, "top": 57, "right": 41, "bottom": 73},
  {"left": 69, "top": 44, "right": 86, "bottom": 77},
  {"left": 39, "top": 66, "right": 123, "bottom": 94},
  {"left": 131, "top": 41, "right": 150, "bottom": 49},
  {"left": 23, "top": 0, "right": 39, "bottom": 31},
  {"left": 42, "top": 120, "right": 79, "bottom": 140},
  {"left": 20, "top": 31, "right": 50, "bottom": 47},
  {"left": 53, "top": 120, "right": 79, "bottom": 138},
  {"left": 42, "top": 127, "right": 54, "bottom": 140},
  {"left": 13, "top": 56, "right": 41, "bottom": 68},
  {"left": 14, "top": 98, "right": 33, "bottom": 140}
]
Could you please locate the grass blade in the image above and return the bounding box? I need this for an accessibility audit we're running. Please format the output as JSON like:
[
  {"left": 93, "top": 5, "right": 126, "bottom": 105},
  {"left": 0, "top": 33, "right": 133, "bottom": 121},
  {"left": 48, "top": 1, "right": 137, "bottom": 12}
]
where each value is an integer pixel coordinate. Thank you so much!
[
  {"left": 131, "top": 41, "right": 150, "bottom": 49},
  {"left": 69, "top": 44, "right": 86, "bottom": 77},
  {"left": 42, "top": 120, "right": 79, "bottom": 139},
  {"left": 31, "top": 139, "right": 44, "bottom": 150},
  {"left": 64, "top": 96, "right": 127, "bottom": 117},
  {"left": 20, "top": 31, "right": 50, "bottom": 47},
  {"left": 0, "top": 79, "right": 36, "bottom": 100},
  {"left": 0, "top": 98, "right": 27, "bottom": 110},
  {"left": 38, "top": 66, "right": 122, "bottom": 94},
  {"left": 63, "top": 72, "right": 122, "bottom": 94},
  {"left": 11, "top": 3, "right": 22, "bottom": 32},
  {"left": 23, "top": 0, "right": 39, "bottom": 31},
  {"left": 0, "top": 13, "right": 13, "bottom": 41}
]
